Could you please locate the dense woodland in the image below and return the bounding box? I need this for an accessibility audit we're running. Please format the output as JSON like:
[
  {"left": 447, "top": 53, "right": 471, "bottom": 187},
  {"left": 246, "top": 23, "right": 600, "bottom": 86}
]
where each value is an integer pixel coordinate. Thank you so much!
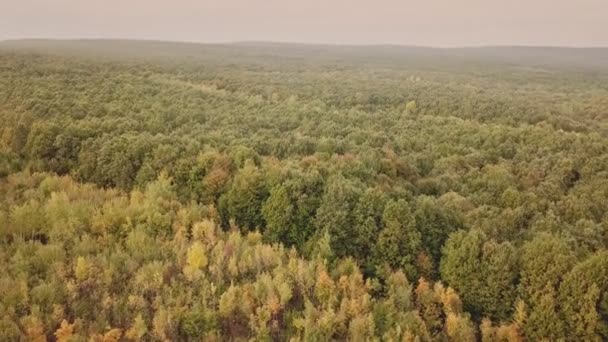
[{"left": 1, "top": 40, "right": 608, "bottom": 341}]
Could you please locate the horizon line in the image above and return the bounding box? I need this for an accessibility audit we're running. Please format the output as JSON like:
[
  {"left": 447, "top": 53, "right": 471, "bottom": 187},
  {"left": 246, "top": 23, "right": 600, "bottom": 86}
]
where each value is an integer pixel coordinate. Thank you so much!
[{"left": 2, "top": 37, "right": 608, "bottom": 50}]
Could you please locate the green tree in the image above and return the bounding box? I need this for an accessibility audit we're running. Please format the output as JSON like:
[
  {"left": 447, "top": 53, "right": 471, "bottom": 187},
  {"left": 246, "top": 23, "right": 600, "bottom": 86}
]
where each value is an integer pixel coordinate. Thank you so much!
[
  {"left": 374, "top": 199, "right": 421, "bottom": 279},
  {"left": 262, "top": 172, "right": 322, "bottom": 250},
  {"left": 262, "top": 184, "right": 294, "bottom": 244},
  {"left": 351, "top": 188, "right": 388, "bottom": 263},
  {"left": 415, "top": 196, "right": 462, "bottom": 272},
  {"left": 559, "top": 252, "right": 608, "bottom": 341},
  {"left": 219, "top": 160, "right": 267, "bottom": 230},
  {"left": 440, "top": 230, "right": 518, "bottom": 320},
  {"left": 314, "top": 175, "right": 360, "bottom": 258},
  {"left": 525, "top": 285, "right": 565, "bottom": 341},
  {"left": 519, "top": 233, "right": 576, "bottom": 304}
]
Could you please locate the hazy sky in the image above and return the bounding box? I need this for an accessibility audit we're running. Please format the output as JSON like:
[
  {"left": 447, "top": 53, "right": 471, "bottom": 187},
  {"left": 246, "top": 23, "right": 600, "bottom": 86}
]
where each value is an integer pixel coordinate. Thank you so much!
[{"left": 2, "top": 0, "right": 607, "bottom": 47}]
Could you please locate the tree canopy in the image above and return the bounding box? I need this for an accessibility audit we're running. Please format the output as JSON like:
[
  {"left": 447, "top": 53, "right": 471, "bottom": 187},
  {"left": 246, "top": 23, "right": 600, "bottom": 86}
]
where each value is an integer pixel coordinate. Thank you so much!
[{"left": 1, "top": 40, "right": 608, "bottom": 340}]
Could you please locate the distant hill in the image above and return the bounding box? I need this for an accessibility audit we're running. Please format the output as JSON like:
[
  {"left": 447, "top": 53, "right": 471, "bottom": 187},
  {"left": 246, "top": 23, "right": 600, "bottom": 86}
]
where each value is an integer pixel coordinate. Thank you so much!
[{"left": 2, "top": 39, "right": 607, "bottom": 72}]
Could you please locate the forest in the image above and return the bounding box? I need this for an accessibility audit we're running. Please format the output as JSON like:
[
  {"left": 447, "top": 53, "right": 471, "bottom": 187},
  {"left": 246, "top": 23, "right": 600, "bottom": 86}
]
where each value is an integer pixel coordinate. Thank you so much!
[{"left": 1, "top": 39, "right": 608, "bottom": 341}]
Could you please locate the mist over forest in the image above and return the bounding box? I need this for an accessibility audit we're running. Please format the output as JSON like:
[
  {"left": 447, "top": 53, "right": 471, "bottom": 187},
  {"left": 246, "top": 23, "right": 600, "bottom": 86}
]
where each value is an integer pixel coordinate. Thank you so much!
[{"left": 1, "top": 39, "right": 608, "bottom": 341}]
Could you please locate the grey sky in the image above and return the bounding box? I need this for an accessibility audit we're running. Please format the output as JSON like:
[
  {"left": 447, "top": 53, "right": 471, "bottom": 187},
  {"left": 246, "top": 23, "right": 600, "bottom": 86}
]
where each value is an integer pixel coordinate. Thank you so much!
[{"left": 1, "top": 0, "right": 607, "bottom": 47}]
